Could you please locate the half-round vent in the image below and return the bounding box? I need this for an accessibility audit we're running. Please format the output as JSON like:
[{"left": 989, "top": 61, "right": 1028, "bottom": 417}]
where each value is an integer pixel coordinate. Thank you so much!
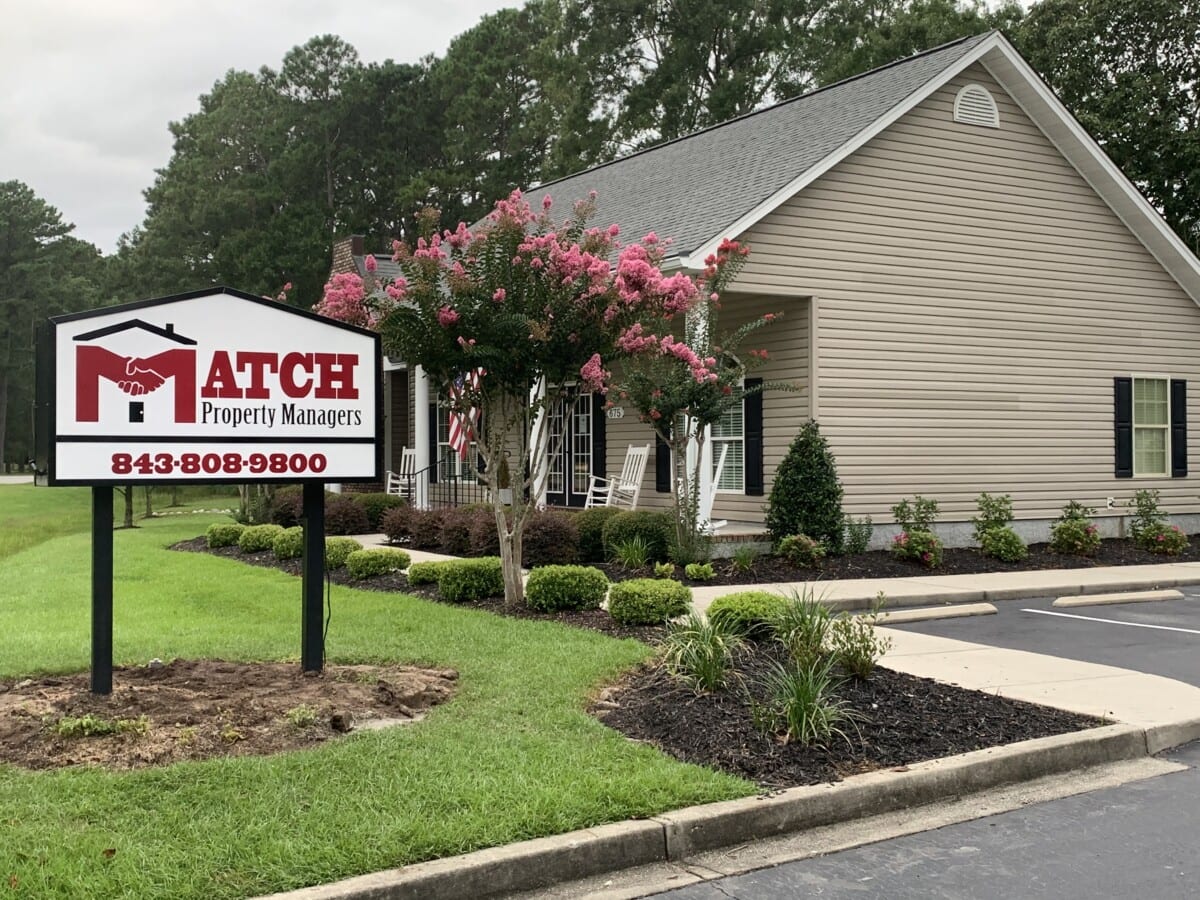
[{"left": 954, "top": 84, "right": 999, "bottom": 128}]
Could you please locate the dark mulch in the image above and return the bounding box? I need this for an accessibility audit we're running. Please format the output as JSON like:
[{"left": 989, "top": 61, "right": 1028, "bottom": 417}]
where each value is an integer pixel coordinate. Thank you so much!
[
  {"left": 600, "top": 536, "right": 1200, "bottom": 587},
  {"left": 595, "top": 644, "right": 1102, "bottom": 789}
]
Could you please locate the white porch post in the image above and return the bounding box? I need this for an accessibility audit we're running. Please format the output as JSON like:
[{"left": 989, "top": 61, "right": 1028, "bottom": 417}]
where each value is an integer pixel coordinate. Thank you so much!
[
  {"left": 413, "top": 364, "right": 430, "bottom": 509},
  {"left": 529, "top": 377, "right": 548, "bottom": 509},
  {"left": 696, "top": 424, "right": 716, "bottom": 528}
]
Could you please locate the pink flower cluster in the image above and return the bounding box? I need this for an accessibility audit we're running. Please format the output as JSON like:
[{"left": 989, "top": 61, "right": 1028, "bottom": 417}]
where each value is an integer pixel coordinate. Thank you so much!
[
  {"left": 314, "top": 272, "right": 373, "bottom": 327},
  {"left": 437, "top": 305, "right": 460, "bottom": 328},
  {"left": 579, "top": 353, "right": 611, "bottom": 392}
]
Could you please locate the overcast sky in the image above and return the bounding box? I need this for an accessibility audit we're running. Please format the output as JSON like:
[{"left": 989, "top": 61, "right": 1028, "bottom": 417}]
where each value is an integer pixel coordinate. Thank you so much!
[{"left": 0, "top": 0, "right": 516, "bottom": 254}]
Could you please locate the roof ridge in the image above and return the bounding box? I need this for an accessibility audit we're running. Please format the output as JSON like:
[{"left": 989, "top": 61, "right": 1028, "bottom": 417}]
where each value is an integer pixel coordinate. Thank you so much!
[{"left": 532, "top": 30, "right": 994, "bottom": 197}]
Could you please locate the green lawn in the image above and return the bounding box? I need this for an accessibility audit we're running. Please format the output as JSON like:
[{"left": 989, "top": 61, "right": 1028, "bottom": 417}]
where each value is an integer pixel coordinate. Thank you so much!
[{"left": 0, "top": 489, "right": 752, "bottom": 898}]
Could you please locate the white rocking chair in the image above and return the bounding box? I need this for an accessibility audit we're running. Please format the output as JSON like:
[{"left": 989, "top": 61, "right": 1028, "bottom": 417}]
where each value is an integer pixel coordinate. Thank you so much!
[
  {"left": 584, "top": 443, "right": 650, "bottom": 510},
  {"left": 385, "top": 448, "right": 418, "bottom": 502}
]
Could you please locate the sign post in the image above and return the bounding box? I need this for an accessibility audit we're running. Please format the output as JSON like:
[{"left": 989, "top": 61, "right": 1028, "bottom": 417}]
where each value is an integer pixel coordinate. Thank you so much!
[{"left": 35, "top": 287, "right": 382, "bottom": 693}]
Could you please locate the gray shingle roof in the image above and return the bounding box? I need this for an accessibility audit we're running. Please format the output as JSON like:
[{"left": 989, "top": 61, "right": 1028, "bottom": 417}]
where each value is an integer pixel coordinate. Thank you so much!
[
  {"left": 533, "top": 32, "right": 993, "bottom": 259},
  {"left": 354, "top": 254, "right": 404, "bottom": 284}
]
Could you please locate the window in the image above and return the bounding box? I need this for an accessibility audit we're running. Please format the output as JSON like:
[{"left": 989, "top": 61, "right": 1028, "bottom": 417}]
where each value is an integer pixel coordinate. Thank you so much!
[
  {"left": 1133, "top": 377, "right": 1169, "bottom": 476},
  {"left": 712, "top": 390, "right": 744, "bottom": 492},
  {"left": 436, "top": 395, "right": 479, "bottom": 482}
]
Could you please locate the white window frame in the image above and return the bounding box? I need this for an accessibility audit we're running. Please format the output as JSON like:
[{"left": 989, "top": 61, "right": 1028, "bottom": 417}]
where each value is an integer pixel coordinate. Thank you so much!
[
  {"left": 1132, "top": 374, "right": 1170, "bottom": 478},
  {"left": 711, "top": 374, "right": 745, "bottom": 494},
  {"left": 436, "top": 392, "right": 479, "bottom": 482}
]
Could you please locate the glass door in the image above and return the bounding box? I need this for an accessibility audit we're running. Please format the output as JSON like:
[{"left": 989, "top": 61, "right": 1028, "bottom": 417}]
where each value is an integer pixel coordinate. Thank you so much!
[{"left": 545, "top": 390, "right": 594, "bottom": 508}]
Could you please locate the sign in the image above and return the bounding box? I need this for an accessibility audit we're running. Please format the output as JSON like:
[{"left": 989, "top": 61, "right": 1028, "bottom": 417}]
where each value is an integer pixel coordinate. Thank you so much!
[
  {"left": 37, "top": 287, "right": 381, "bottom": 485},
  {"left": 606, "top": 406, "right": 625, "bottom": 419}
]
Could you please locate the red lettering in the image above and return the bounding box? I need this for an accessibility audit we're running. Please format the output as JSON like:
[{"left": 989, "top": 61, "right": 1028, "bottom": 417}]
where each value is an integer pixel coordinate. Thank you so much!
[
  {"left": 314, "top": 352, "right": 359, "bottom": 400},
  {"left": 236, "top": 351, "right": 278, "bottom": 399},
  {"left": 280, "top": 352, "right": 313, "bottom": 398},
  {"left": 201, "top": 351, "right": 243, "bottom": 399}
]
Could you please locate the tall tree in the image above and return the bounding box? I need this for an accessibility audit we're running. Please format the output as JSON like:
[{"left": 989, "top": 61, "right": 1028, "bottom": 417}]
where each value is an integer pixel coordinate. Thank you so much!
[
  {"left": 1017, "top": 0, "right": 1200, "bottom": 253},
  {"left": 0, "top": 182, "right": 103, "bottom": 466}
]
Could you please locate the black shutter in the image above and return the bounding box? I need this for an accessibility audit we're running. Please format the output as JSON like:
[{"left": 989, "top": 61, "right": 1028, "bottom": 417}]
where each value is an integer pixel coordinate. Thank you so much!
[
  {"left": 655, "top": 431, "right": 671, "bottom": 493},
  {"left": 1171, "top": 379, "right": 1187, "bottom": 477},
  {"left": 744, "top": 378, "right": 764, "bottom": 496},
  {"left": 592, "top": 394, "right": 607, "bottom": 482},
  {"left": 428, "top": 402, "right": 439, "bottom": 483},
  {"left": 1114, "top": 377, "right": 1133, "bottom": 478}
]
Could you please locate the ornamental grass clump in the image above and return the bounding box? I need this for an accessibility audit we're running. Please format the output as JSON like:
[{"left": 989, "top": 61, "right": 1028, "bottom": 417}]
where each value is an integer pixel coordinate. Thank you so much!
[
  {"left": 754, "top": 658, "right": 860, "bottom": 748},
  {"left": 1130, "top": 490, "right": 1189, "bottom": 554},
  {"left": 663, "top": 612, "right": 744, "bottom": 693},
  {"left": 770, "top": 588, "right": 832, "bottom": 668},
  {"left": 1049, "top": 501, "right": 1100, "bottom": 556}
]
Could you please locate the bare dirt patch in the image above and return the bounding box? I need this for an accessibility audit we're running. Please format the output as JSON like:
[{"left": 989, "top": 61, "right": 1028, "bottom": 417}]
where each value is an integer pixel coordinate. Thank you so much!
[{"left": 0, "top": 659, "right": 457, "bottom": 771}]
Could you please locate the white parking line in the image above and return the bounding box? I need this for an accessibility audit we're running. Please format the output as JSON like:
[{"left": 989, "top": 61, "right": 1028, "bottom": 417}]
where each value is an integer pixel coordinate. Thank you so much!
[{"left": 1021, "top": 608, "right": 1200, "bottom": 635}]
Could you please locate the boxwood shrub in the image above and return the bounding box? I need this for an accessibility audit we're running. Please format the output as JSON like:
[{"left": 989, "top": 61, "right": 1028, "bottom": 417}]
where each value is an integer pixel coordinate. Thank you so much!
[
  {"left": 601, "top": 510, "right": 673, "bottom": 562},
  {"left": 324, "top": 496, "right": 370, "bottom": 536},
  {"left": 346, "top": 548, "right": 412, "bottom": 579},
  {"left": 573, "top": 507, "right": 622, "bottom": 563},
  {"left": 437, "top": 557, "right": 504, "bottom": 603},
  {"left": 325, "top": 537, "right": 363, "bottom": 569},
  {"left": 205, "top": 523, "right": 246, "bottom": 549},
  {"left": 706, "top": 591, "right": 788, "bottom": 639},
  {"left": 525, "top": 565, "right": 609, "bottom": 612},
  {"left": 272, "top": 526, "right": 304, "bottom": 560},
  {"left": 607, "top": 578, "right": 691, "bottom": 625},
  {"left": 238, "top": 524, "right": 285, "bottom": 553},
  {"left": 355, "top": 493, "right": 406, "bottom": 531},
  {"left": 523, "top": 510, "right": 580, "bottom": 567},
  {"left": 406, "top": 561, "right": 446, "bottom": 586}
]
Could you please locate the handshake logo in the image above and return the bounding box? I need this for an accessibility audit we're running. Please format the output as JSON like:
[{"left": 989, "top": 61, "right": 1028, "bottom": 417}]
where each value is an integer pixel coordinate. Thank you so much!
[
  {"left": 117, "top": 356, "right": 169, "bottom": 397},
  {"left": 73, "top": 320, "right": 198, "bottom": 425}
]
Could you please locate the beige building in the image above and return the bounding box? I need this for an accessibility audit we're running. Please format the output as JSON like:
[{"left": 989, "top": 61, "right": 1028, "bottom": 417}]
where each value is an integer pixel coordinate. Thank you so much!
[{"left": 339, "top": 31, "right": 1200, "bottom": 545}]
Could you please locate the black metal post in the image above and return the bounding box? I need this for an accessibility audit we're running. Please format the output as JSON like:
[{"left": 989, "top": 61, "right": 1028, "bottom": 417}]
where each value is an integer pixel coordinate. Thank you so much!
[
  {"left": 301, "top": 482, "right": 325, "bottom": 672},
  {"left": 91, "top": 486, "right": 113, "bottom": 695}
]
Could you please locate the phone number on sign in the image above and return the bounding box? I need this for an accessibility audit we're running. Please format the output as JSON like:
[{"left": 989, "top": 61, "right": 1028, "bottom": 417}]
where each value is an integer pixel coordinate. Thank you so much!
[{"left": 111, "top": 451, "right": 328, "bottom": 476}]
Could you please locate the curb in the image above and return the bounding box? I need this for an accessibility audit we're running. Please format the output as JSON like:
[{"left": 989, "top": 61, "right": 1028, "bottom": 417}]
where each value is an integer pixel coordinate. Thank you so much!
[
  {"left": 256, "top": 721, "right": 1198, "bottom": 900},
  {"left": 1052, "top": 589, "right": 1184, "bottom": 608},
  {"left": 873, "top": 602, "right": 996, "bottom": 624}
]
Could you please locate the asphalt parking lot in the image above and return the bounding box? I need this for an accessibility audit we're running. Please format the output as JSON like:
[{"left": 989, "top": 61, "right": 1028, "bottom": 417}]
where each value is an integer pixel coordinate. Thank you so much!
[{"left": 890, "top": 591, "right": 1200, "bottom": 687}]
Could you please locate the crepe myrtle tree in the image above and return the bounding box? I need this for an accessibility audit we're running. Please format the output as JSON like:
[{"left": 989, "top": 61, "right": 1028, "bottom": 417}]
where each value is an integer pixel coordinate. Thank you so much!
[
  {"left": 610, "top": 237, "right": 784, "bottom": 562},
  {"left": 315, "top": 190, "right": 702, "bottom": 605}
]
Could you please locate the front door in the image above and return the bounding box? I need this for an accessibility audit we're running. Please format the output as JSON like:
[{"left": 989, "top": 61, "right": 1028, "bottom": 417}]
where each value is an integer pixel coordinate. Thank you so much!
[{"left": 545, "top": 390, "right": 601, "bottom": 508}]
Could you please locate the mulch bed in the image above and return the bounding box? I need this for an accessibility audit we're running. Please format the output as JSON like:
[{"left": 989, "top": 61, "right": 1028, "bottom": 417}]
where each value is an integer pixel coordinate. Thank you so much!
[{"left": 595, "top": 644, "right": 1102, "bottom": 788}]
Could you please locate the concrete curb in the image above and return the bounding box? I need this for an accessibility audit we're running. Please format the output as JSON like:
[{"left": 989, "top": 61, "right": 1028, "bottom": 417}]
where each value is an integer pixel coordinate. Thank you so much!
[
  {"left": 874, "top": 603, "right": 996, "bottom": 624},
  {"left": 257, "top": 721, "right": 1193, "bottom": 900},
  {"left": 1052, "top": 589, "right": 1184, "bottom": 608}
]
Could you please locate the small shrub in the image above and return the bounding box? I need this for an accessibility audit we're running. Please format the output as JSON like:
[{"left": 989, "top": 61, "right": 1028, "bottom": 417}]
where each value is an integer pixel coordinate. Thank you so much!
[
  {"left": 778, "top": 534, "right": 826, "bottom": 568},
  {"left": 890, "top": 529, "right": 943, "bottom": 568},
  {"left": 356, "top": 493, "right": 406, "bottom": 531},
  {"left": 239, "top": 524, "right": 285, "bottom": 553},
  {"left": 663, "top": 612, "right": 744, "bottom": 692},
  {"left": 707, "top": 591, "right": 788, "bottom": 640},
  {"left": 285, "top": 704, "right": 318, "bottom": 729},
  {"left": 325, "top": 496, "right": 370, "bottom": 536},
  {"left": 380, "top": 505, "right": 412, "bottom": 544},
  {"left": 602, "top": 510, "right": 672, "bottom": 562},
  {"left": 525, "top": 565, "right": 609, "bottom": 612},
  {"left": 971, "top": 492, "right": 1014, "bottom": 544},
  {"left": 439, "top": 506, "right": 477, "bottom": 556},
  {"left": 522, "top": 509, "right": 580, "bottom": 567},
  {"left": 653, "top": 561, "right": 675, "bottom": 578},
  {"left": 272, "top": 526, "right": 304, "bottom": 560},
  {"left": 346, "top": 548, "right": 411, "bottom": 579},
  {"left": 684, "top": 562, "right": 715, "bottom": 581},
  {"left": 770, "top": 588, "right": 832, "bottom": 667},
  {"left": 1129, "top": 490, "right": 1184, "bottom": 553},
  {"left": 1140, "top": 522, "right": 1189, "bottom": 555},
  {"left": 979, "top": 526, "right": 1028, "bottom": 562},
  {"left": 843, "top": 516, "right": 873, "bottom": 555},
  {"left": 408, "top": 509, "right": 446, "bottom": 551},
  {"left": 1049, "top": 501, "right": 1099, "bottom": 556},
  {"left": 467, "top": 508, "right": 502, "bottom": 557},
  {"left": 607, "top": 578, "right": 691, "bottom": 625},
  {"left": 437, "top": 557, "right": 505, "bottom": 602},
  {"left": 828, "top": 604, "right": 892, "bottom": 679},
  {"left": 268, "top": 487, "right": 304, "bottom": 527},
  {"left": 891, "top": 496, "right": 939, "bottom": 533},
  {"left": 611, "top": 535, "right": 652, "bottom": 569},
  {"left": 53, "top": 714, "right": 148, "bottom": 738},
  {"left": 668, "top": 529, "right": 712, "bottom": 567},
  {"left": 756, "top": 658, "right": 859, "bottom": 747},
  {"left": 325, "top": 537, "right": 363, "bottom": 569},
  {"left": 407, "top": 561, "right": 446, "bottom": 586},
  {"left": 766, "top": 420, "right": 845, "bottom": 552},
  {"left": 574, "top": 507, "right": 623, "bottom": 563},
  {"left": 205, "top": 523, "right": 246, "bottom": 549},
  {"left": 728, "top": 545, "right": 759, "bottom": 574}
]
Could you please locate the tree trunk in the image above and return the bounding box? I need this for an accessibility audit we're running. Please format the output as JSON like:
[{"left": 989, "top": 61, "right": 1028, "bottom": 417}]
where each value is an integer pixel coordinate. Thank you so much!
[
  {"left": 0, "top": 367, "right": 8, "bottom": 470},
  {"left": 143, "top": 486, "right": 154, "bottom": 519},
  {"left": 122, "top": 486, "right": 134, "bottom": 528}
]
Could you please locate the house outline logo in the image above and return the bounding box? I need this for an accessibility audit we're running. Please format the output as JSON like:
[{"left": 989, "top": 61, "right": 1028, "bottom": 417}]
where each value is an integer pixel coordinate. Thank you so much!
[{"left": 72, "top": 319, "right": 198, "bottom": 424}]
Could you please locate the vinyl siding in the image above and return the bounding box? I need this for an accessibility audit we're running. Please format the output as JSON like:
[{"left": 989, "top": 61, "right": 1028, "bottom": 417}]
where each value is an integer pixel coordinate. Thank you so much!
[{"left": 730, "top": 62, "right": 1200, "bottom": 526}]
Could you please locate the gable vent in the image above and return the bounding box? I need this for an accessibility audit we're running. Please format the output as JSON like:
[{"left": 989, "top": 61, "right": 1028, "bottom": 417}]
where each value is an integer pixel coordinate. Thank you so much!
[{"left": 954, "top": 84, "right": 999, "bottom": 128}]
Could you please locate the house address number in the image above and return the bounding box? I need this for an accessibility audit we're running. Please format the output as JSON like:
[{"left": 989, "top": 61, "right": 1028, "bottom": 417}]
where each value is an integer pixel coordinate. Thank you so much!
[{"left": 606, "top": 406, "right": 625, "bottom": 419}]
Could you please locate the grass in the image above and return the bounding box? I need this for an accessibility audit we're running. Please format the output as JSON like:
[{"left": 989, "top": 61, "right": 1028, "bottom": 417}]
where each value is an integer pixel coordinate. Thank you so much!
[{"left": 0, "top": 488, "right": 753, "bottom": 898}]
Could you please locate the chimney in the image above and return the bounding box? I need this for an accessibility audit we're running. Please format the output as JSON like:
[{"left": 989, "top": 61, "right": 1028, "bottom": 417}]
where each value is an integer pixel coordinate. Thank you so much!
[{"left": 350, "top": 235, "right": 365, "bottom": 256}]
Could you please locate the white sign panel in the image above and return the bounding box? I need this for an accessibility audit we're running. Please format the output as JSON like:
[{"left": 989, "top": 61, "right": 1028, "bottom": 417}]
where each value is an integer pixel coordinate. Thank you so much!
[{"left": 43, "top": 288, "right": 381, "bottom": 484}]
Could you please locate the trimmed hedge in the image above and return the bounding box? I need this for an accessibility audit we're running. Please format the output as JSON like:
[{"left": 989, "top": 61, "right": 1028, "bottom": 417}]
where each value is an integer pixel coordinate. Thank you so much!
[
  {"left": 607, "top": 578, "right": 691, "bottom": 625},
  {"left": 238, "top": 524, "right": 285, "bottom": 553},
  {"left": 525, "top": 565, "right": 609, "bottom": 612},
  {"left": 408, "top": 509, "right": 446, "bottom": 551},
  {"left": 601, "top": 510, "right": 673, "bottom": 562},
  {"left": 574, "top": 507, "right": 622, "bottom": 563},
  {"left": 406, "top": 561, "right": 446, "bottom": 586},
  {"left": 325, "top": 537, "right": 363, "bottom": 569},
  {"left": 437, "top": 557, "right": 504, "bottom": 603},
  {"left": 523, "top": 510, "right": 580, "bottom": 567},
  {"left": 356, "top": 493, "right": 406, "bottom": 531},
  {"left": 205, "top": 523, "right": 246, "bottom": 549},
  {"left": 325, "top": 496, "right": 370, "bottom": 536},
  {"left": 346, "top": 548, "right": 412, "bottom": 579},
  {"left": 272, "top": 527, "right": 304, "bottom": 560},
  {"left": 380, "top": 505, "right": 412, "bottom": 544},
  {"left": 706, "top": 591, "right": 788, "bottom": 639}
]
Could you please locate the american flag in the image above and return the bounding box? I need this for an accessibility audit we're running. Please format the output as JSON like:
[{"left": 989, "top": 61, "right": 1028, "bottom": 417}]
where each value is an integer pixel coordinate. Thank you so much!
[{"left": 448, "top": 368, "right": 484, "bottom": 460}]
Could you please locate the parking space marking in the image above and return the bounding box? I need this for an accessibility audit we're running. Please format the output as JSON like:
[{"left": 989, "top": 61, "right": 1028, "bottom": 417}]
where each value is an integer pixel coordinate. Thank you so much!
[{"left": 1020, "top": 608, "right": 1200, "bottom": 635}]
